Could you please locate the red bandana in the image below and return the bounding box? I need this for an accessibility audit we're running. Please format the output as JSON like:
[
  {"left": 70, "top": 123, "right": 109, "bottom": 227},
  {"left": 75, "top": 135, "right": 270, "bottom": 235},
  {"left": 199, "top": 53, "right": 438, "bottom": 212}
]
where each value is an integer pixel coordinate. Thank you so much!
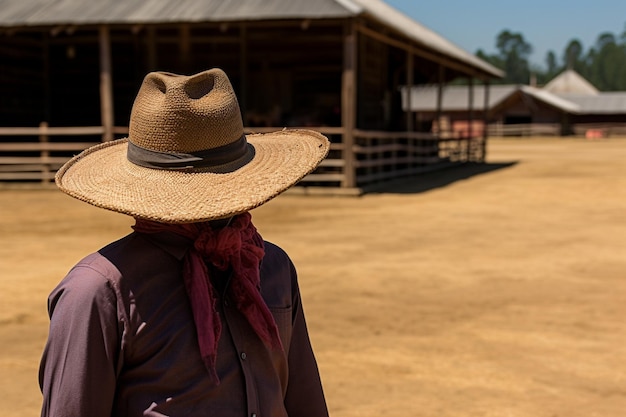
[{"left": 132, "top": 212, "right": 282, "bottom": 384}]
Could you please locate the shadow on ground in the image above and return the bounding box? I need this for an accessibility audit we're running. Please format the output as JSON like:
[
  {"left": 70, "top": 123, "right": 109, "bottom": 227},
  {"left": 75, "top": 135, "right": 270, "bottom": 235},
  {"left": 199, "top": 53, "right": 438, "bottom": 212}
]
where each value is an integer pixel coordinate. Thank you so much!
[{"left": 364, "top": 162, "right": 518, "bottom": 195}]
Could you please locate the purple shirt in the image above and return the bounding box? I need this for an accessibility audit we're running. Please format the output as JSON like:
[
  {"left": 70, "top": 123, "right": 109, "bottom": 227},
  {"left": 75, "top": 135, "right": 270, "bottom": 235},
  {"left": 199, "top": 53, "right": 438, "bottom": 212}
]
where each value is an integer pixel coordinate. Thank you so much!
[{"left": 39, "top": 231, "right": 329, "bottom": 417}]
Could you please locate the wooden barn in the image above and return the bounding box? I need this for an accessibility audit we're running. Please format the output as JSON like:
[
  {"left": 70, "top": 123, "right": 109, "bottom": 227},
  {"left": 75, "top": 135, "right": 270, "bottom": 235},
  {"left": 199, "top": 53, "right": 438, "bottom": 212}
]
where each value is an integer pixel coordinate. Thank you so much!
[
  {"left": 0, "top": 0, "right": 502, "bottom": 192},
  {"left": 403, "top": 70, "right": 626, "bottom": 138},
  {"left": 401, "top": 84, "right": 578, "bottom": 137}
]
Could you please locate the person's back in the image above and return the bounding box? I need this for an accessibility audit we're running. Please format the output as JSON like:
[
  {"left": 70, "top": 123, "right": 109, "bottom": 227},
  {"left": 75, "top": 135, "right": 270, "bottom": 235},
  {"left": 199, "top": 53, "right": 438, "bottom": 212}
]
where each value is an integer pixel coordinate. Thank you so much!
[{"left": 40, "top": 69, "right": 330, "bottom": 417}]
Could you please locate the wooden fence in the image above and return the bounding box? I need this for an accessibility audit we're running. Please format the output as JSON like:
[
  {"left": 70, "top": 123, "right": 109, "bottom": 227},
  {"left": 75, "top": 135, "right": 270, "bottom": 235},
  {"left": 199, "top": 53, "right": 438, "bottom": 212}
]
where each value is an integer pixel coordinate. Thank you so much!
[
  {"left": 571, "top": 123, "right": 626, "bottom": 138},
  {"left": 487, "top": 123, "right": 561, "bottom": 137},
  {"left": 0, "top": 124, "right": 479, "bottom": 191},
  {"left": 486, "top": 122, "right": 626, "bottom": 138},
  {"left": 350, "top": 130, "right": 480, "bottom": 187},
  {"left": 0, "top": 124, "right": 129, "bottom": 183}
]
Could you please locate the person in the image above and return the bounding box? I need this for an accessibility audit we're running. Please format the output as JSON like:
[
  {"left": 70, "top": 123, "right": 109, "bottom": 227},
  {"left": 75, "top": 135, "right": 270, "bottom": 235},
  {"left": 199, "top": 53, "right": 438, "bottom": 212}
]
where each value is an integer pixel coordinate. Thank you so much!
[{"left": 39, "top": 68, "right": 331, "bottom": 417}]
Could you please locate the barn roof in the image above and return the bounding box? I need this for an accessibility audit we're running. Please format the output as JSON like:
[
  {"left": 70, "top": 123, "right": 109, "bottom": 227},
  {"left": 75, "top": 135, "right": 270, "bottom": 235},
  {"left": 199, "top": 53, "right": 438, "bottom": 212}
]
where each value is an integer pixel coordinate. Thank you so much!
[
  {"left": 543, "top": 69, "right": 599, "bottom": 95},
  {"left": 402, "top": 80, "right": 626, "bottom": 116},
  {"left": 558, "top": 93, "right": 626, "bottom": 114},
  {"left": 0, "top": 0, "right": 503, "bottom": 78},
  {"left": 520, "top": 86, "right": 580, "bottom": 113},
  {"left": 401, "top": 84, "right": 516, "bottom": 111},
  {"left": 401, "top": 84, "right": 581, "bottom": 114}
]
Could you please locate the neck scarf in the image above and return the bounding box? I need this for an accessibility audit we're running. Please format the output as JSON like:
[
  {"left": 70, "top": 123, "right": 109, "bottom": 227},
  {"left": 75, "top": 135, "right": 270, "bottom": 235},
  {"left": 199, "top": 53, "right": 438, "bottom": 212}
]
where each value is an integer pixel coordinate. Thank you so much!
[{"left": 132, "top": 212, "right": 282, "bottom": 384}]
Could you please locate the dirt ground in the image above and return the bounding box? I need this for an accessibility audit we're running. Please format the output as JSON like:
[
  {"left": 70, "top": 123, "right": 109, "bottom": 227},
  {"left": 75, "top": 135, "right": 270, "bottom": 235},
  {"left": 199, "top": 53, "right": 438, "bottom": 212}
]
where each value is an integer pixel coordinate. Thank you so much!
[{"left": 1, "top": 137, "right": 626, "bottom": 417}]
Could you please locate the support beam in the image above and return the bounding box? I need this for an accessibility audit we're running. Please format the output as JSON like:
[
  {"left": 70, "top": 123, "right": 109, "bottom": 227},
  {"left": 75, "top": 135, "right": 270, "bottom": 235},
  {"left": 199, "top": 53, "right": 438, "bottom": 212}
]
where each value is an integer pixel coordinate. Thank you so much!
[
  {"left": 356, "top": 23, "right": 492, "bottom": 81},
  {"left": 43, "top": 32, "right": 51, "bottom": 123},
  {"left": 147, "top": 26, "right": 157, "bottom": 70},
  {"left": 482, "top": 80, "right": 490, "bottom": 161},
  {"left": 98, "top": 25, "right": 114, "bottom": 142},
  {"left": 240, "top": 24, "right": 249, "bottom": 125},
  {"left": 341, "top": 21, "right": 357, "bottom": 188},
  {"left": 468, "top": 77, "right": 474, "bottom": 135},
  {"left": 179, "top": 23, "right": 191, "bottom": 73},
  {"left": 406, "top": 47, "right": 414, "bottom": 132},
  {"left": 436, "top": 64, "right": 445, "bottom": 136}
]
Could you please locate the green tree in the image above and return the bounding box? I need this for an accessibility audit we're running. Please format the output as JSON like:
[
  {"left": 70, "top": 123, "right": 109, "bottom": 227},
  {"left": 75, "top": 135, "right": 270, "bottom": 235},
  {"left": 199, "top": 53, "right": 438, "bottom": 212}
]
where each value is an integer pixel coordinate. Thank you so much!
[
  {"left": 564, "top": 39, "right": 584, "bottom": 70},
  {"left": 587, "top": 32, "right": 626, "bottom": 90},
  {"left": 538, "top": 50, "right": 560, "bottom": 84},
  {"left": 474, "top": 23, "right": 626, "bottom": 90},
  {"left": 473, "top": 30, "right": 532, "bottom": 84},
  {"left": 496, "top": 30, "right": 533, "bottom": 84},
  {"left": 475, "top": 48, "right": 503, "bottom": 71}
]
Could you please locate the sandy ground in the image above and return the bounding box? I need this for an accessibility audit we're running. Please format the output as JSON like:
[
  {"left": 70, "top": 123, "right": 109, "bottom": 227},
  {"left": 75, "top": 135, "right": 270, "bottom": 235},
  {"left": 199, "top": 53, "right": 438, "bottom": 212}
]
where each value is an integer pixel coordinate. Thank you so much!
[{"left": 1, "top": 137, "right": 626, "bottom": 417}]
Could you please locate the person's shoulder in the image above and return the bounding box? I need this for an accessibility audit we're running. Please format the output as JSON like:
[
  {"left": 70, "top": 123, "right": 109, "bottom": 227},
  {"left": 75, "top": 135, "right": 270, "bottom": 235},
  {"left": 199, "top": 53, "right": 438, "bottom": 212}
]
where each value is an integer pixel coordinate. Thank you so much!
[
  {"left": 49, "top": 252, "right": 121, "bottom": 312},
  {"left": 264, "top": 240, "right": 289, "bottom": 257},
  {"left": 263, "top": 241, "right": 295, "bottom": 268},
  {"left": 67, "top": 251, "right": 122, "bottom": 284},
  {"left": 261, "top": 240, "right": 297, "bottom": 284},
  {"left": 260, "top": 241, "right": 298, "bottom": 305},
  {"left": 98, "top": 232, "right": 145, "bottom": 259}
]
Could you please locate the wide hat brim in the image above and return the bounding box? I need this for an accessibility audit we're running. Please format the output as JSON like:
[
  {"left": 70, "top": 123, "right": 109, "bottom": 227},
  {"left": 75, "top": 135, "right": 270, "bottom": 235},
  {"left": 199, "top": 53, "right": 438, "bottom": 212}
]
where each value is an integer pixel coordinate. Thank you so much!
[{"left": 55, "top": 129, "right": 329, "bottom": 223}]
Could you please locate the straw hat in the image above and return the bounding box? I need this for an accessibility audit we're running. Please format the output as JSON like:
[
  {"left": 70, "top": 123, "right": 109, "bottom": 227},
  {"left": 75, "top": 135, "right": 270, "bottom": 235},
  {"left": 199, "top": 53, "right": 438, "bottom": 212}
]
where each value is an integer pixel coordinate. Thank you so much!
[{"left": 55, "top": 69, "right": 330, "bottom": 223}]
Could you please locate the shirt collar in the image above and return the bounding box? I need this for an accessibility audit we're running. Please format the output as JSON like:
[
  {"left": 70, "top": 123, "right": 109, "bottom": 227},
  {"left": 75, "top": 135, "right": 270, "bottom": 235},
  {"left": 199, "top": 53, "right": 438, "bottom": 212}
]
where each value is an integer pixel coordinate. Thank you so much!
[{"left": 136, "top": 230, "right": 191, "bottom": 261}]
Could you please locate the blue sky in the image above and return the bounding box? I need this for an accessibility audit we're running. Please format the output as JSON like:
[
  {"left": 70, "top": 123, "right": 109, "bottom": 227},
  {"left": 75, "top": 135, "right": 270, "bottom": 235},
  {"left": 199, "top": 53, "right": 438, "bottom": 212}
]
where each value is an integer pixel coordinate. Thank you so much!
[{"left": 385, "top": 0, "right": 626, "bottom": 68}]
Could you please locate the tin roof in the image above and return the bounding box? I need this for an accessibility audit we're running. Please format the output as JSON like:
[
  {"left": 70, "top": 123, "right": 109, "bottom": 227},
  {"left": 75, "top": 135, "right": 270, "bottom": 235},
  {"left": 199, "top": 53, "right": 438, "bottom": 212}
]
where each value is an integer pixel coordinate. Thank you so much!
[
  {"left": 0, "top": 0, "right": 356, "bottom": 25},
  {"left": 0, "top": 0, "right": 502, "bottom": 78},
  {"left": 402, "top": 81, "right": 626, "bottom": 115},
  {"left": 557, "top": 93, "right": 626, "bottom": 114},
  {"left": 543, "top": 69, "right": 599, "bottom": 95},
  {"left": 402, "top": 84, "right": 517, "bottom": 111},
  {"left": 401, "top": 84, "right": 581, "bottom": 114}
]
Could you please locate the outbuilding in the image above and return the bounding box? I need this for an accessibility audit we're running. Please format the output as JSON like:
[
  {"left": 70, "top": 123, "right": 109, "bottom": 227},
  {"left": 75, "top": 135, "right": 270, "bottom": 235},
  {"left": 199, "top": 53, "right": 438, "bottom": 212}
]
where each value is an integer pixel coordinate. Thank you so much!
[{"left": 0, "top": 0, "right": 502, "bottom": 192}]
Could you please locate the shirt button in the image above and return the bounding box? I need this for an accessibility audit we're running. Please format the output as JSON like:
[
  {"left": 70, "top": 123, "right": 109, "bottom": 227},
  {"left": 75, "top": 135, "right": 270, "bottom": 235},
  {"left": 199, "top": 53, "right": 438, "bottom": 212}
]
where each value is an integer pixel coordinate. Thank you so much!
[{"left": 241, "top": 352, "right": 247, "bottom": 360}]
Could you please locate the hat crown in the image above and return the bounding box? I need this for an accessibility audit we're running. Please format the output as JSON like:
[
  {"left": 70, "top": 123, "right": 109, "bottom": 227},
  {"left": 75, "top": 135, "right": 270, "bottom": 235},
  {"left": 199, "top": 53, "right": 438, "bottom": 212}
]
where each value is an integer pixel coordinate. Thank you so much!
[{"left": 129, "top": 69, "right": 244, "bottom": 153}]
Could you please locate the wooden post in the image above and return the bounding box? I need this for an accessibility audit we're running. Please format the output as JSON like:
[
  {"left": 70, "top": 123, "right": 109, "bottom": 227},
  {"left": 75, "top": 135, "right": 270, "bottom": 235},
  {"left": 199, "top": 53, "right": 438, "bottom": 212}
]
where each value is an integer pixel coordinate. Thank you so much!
[
  {"left": 406, "top": 47, "right": 414, "bottom": 133},
  {"left": 405, "top": 47, "right": 413, "bottom": 168},
  {"left": 341, "top": 21, "right": 357, "bottom": 188},
  {"left": 39, "top": 121, "right": 49, "bottom": 183},
  {"left": 481, "top": 80, "right": 490, "bottom": 161},
  {"left": 467, "top": 76, "right": 474, "bottom": 161},
  {"left": 179, "top": 23, "right": 191, "bottom": 73},
  {"left": 43, "top": 33, "right": 51, "bottom": 123},
  {"left": 240, "top": 24, "right": 249, "bottom": 125},
  {"left": 436, "top": 64, "right": 445, "bottom": 157},
  {"left": 435, "top": 64, "right": 446, "bottom": 138},
  {"left": 99, "top": 25, "right": 114, "bottom": 142},
  {"left": 147, "top": 26, "right": 157, "bottom": 70}
]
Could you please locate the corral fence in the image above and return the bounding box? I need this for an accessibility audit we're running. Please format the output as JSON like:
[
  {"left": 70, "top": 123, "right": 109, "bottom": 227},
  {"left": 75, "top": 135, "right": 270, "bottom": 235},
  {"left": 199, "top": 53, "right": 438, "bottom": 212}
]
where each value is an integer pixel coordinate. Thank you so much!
[
  {"left": 487, "top": 123, "right": 561, "bottom": 137},
  {"left": 486, "top": 122, "right": 626, "bottom": 138},
  {"left": 571, "top": 123, "right": 626, "bottom": 138},
  {"left": 0, "top": 124, "right": 482, "bottom": 191},
  {"left": 0, "top": 123, "right": 122, "bottom": 183}
]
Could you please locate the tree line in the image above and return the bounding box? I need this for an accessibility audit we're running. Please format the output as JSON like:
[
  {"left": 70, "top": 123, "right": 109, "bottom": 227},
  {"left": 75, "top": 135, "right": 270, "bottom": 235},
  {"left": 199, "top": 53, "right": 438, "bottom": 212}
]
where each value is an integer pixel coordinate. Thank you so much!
[{"left": 474, "top": 26, "right": 626, "bottom": 91}]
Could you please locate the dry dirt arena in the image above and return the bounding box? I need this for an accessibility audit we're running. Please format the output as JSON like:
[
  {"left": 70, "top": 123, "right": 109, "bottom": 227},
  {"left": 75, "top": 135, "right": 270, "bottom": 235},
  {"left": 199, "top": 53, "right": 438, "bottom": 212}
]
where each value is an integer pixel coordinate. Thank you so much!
[{"left": 2, "top": 137, "right": 626, "bottom": 417}]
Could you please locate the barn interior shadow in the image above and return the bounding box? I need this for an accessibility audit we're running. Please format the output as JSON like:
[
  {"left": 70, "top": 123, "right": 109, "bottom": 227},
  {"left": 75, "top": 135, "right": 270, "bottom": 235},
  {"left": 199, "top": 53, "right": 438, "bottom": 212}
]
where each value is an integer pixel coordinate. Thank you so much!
[{"left": 363, "top": 161, "right": 518, "bottom": 195}]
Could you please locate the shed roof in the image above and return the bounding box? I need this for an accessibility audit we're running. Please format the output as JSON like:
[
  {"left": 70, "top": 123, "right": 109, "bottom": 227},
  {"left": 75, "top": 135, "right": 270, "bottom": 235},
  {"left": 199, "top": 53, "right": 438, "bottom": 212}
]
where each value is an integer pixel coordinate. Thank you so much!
[
  {"left": 543, "top": 69, "right": 599, "bottom": 95},
  {"left": 0, "top": 0, "right": 503, "bottom": 78},
  {"left": 402, "top": 81, "right": 626, "bottom": 116},
  {"left": 520, "top": 86, "right": 580, "bottom": 113},
  {"left": 557, "top": 93, "right": 626, "bottom": 114},
  {"left": 402, "top": 84, "right": 520, "bottom": 111},
  {"left": 401, "top": 84, "right": 580, "bottom": 114}
]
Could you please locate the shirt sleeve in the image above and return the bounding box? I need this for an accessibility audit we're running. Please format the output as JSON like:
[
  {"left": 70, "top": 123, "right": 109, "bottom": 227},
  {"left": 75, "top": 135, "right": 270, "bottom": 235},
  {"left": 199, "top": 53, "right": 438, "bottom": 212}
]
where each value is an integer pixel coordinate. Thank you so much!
[
  {"left": 39, "top": 255, "right": 121, "bottom": 417},
  {"left": 283, "top": 266, "right": 330, "bottom": 417}
]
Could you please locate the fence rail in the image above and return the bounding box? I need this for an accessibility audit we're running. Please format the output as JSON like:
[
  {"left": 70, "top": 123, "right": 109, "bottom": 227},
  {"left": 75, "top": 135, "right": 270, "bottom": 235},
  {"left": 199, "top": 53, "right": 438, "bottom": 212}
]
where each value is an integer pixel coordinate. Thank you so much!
[
  {"left": 0, "top": 124, "right": 127, "bottom": 183},
  {"left": 486, "top": 123, "right": 561, "bottom": 137},
  {"left": 0, "top": 124, "right": 482, "bottom": 188},
  {"left": 349, "top": 130, "right": 482, "bottom": 187},
  {"left": 571, "top": 123, "right": 626, "bottom": 138}
]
